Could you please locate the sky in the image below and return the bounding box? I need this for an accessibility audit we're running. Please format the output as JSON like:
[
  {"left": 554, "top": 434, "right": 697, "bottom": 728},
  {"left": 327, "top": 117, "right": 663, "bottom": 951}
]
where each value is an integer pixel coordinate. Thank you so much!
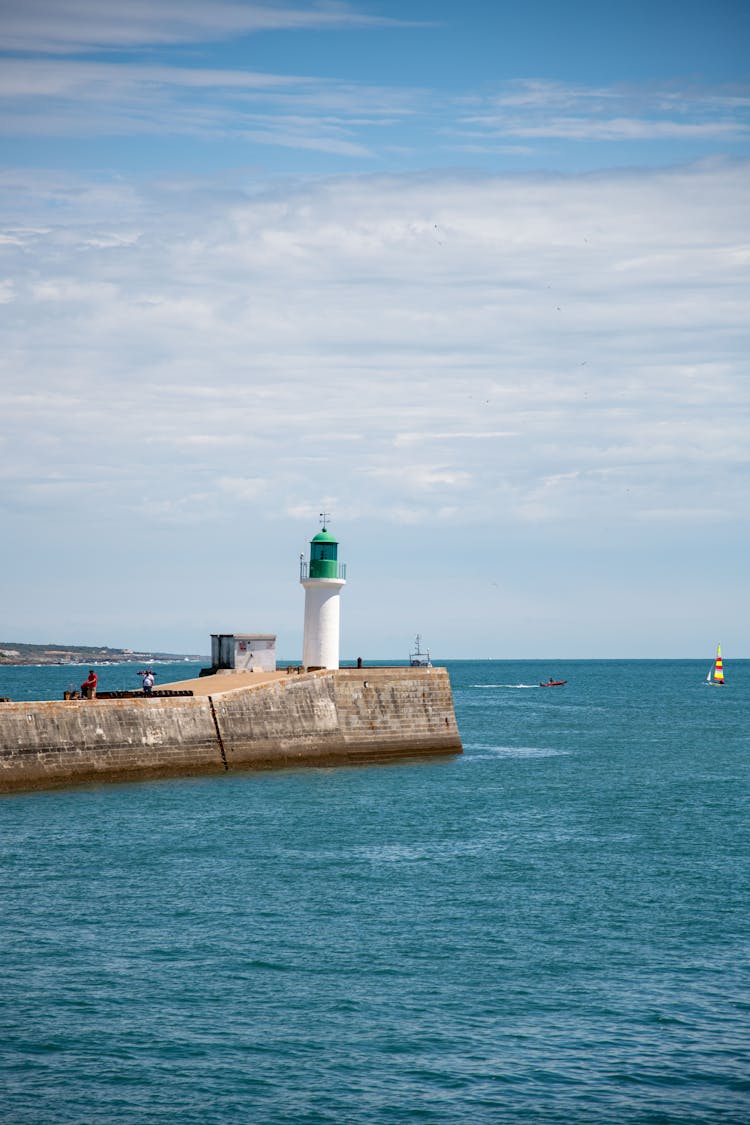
[{"left": 1, "top": 0, "right": 749, "bottom": 659}]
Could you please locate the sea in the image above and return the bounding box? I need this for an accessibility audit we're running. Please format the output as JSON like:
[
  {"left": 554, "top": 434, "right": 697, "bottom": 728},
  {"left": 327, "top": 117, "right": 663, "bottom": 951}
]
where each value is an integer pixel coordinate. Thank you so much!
[{"left": 1, "top": 659, "right": 748, "bottom": 1124}]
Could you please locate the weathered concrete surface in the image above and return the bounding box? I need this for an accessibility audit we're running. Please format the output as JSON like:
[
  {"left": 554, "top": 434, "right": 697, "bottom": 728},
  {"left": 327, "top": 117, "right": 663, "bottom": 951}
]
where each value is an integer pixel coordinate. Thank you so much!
[
  {"left": 215, "top": 667, "right": 461, "bottom": 768},
  {"left": 0, "top": 667, "right": 461, "bottom": 793},
  {"left": 157, "top": 669, "right": 290, "bottom": 695},
  {"left": 0, "top": 696, "right": 222, "bottom": 792}
]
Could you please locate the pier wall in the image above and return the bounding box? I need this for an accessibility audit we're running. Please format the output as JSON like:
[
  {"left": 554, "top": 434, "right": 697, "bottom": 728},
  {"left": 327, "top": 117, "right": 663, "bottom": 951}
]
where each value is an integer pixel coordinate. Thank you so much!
[{"left": 0, "top": 668, "right": 461, "bottom": 793}]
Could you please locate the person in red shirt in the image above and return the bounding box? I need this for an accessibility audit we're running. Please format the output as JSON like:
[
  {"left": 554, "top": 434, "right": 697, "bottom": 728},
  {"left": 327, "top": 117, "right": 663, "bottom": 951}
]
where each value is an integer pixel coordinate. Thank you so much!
[{"left": 80, "top": 669, "right": 97, "bottom": 699}]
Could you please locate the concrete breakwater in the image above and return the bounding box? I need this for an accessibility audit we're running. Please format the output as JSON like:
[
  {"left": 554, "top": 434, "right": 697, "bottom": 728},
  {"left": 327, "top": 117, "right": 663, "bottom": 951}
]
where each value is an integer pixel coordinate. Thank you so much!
[{"left": 0, "top": 667, "right": 462, "bottom": 794}]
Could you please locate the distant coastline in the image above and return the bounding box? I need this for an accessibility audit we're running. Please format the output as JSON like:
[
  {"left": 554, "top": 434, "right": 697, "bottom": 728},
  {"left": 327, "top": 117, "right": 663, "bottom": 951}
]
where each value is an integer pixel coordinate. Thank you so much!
[{"left": 0, "top": 642, "right": 206, "bottom": 667}]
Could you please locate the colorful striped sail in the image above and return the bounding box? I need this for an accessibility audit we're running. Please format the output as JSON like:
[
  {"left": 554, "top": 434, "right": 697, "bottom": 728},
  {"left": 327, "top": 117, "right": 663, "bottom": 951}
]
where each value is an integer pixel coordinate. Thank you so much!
[{"left": 712, "top": 645, "right": 724, "bottom": 684}]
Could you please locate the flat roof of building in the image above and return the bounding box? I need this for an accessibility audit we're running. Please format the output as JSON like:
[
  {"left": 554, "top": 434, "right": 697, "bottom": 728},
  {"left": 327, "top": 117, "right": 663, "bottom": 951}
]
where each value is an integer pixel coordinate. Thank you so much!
[{"left": 211, "top": 633, "right": 276, "bottom": 640}]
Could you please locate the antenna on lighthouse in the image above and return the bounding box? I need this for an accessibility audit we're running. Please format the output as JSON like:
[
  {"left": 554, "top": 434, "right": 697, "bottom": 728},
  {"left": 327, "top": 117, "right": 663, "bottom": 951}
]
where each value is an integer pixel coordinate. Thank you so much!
[{"left": 319, "top": 510, "right": 331, "bottom": 531}]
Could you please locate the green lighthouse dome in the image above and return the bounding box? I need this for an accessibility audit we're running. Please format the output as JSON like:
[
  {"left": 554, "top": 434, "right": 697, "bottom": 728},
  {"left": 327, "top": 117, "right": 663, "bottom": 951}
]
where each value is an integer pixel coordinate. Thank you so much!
[
  {"left": 308, "top": 526, "right": 340, "bottom": 579},
  {"left": 311, "top": 528, "right": 337, "bottom": 545}
]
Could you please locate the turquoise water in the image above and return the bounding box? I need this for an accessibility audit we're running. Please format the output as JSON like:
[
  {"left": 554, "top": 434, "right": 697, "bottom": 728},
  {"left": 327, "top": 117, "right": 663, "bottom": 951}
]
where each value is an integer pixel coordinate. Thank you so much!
[
  {"left": 1, "top": 660, "right": 749, "bottom": 1123},
  {"left": 0, "top": 660, "right": 208, "bottom": 702}
]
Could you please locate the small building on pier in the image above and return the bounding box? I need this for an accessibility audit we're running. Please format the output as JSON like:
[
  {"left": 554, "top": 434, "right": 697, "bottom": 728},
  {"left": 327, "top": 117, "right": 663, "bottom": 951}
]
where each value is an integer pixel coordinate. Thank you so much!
[{"left": 210, "top": 633, "right": 277, "bottom": 673}]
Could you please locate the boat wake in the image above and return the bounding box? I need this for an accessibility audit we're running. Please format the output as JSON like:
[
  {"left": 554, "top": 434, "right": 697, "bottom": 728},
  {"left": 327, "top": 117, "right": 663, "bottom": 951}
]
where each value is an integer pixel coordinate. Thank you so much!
[
  {"left": 471, "top": 683, "right": 541, "bottom": 690},
  {"left": 464, "top": 743, "right": 568, "bottom": 759}
]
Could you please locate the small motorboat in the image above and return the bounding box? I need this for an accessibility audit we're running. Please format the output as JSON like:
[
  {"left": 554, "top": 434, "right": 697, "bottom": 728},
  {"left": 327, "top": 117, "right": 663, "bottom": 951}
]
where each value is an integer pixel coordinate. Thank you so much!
[{"left": 540, "top": 679, "right": 567, "bottom": 687}]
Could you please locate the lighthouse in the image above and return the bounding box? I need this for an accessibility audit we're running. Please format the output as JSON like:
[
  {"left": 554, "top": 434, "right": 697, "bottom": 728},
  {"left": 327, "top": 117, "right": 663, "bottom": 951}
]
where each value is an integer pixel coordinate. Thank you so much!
[{"left": 300, "top": 518, "right": 346, "bottom": 670}]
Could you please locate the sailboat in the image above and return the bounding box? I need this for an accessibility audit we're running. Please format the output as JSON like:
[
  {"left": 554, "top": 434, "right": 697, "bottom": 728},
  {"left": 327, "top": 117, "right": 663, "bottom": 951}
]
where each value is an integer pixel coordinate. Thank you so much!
[{"left": 706, "top": 644, "right": 725, "bottom": 686}]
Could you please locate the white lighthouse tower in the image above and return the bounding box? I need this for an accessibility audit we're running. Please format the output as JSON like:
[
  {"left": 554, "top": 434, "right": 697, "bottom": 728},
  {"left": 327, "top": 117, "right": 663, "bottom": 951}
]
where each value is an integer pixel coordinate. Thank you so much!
[{"left": 300, "top": 517, "right": 346, "bottom": 670}]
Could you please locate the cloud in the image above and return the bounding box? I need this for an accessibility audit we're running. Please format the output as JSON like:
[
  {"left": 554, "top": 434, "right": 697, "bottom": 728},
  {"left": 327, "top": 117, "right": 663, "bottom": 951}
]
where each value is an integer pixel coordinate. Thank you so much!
[
  {"left": 1, "top": 0, "right": 417, "bottom": 54},
  {"left": 0, "top": 56, "right": 426, "bottom": 160},
  {"left": 458, "top": 78, "right": 750, "bottom": 146},
  {"left": 394, "top": 431, "right": 519, "bottom": 445},
  {"left": 1, "top": 160, "right": 748, "bottom": 546},
  {"left": 216, "top": 476, "right": 268, "bottom": 499},
  {"left": 474, "top": 116, "right": 746, "bottom": 143},
  {"left": 2, "top": 50, "right": 746, "bottom": 169},
  {"left": 363, "top": 466, "right": 473, "bottom": 491},
  {"left": 0, "top": 59, "right": 302, "bottom": 98}
]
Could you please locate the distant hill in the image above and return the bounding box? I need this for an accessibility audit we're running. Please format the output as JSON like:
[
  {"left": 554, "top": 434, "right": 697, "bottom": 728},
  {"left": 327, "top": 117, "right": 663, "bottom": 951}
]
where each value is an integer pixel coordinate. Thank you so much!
[{"left": 0, "top": 642, "right": 206, "bottom": 666}]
